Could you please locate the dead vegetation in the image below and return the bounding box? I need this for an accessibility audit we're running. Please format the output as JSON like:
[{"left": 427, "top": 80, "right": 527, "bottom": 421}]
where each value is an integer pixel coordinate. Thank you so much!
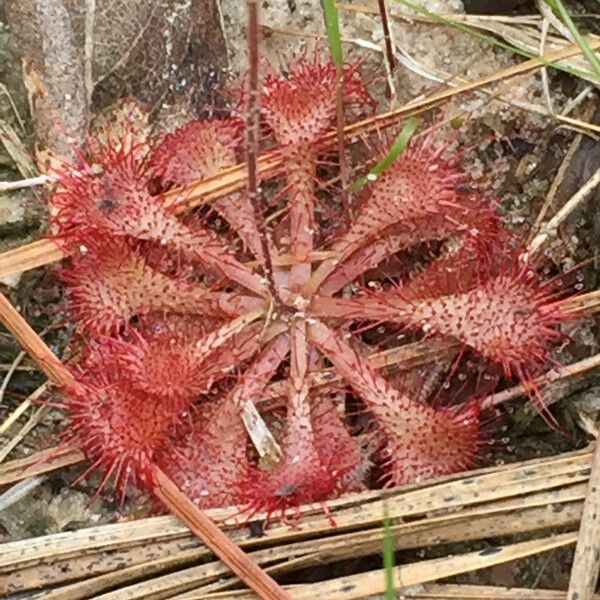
[{"left": 2, "top": 1, "right": 600, "bottom": 598}]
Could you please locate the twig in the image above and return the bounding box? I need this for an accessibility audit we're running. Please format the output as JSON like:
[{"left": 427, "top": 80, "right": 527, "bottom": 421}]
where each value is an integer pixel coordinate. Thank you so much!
[
  {"left": 0, "top": 362, "right": 36, "bottom": 371},
  {"left": 482, "top": 352, "right": 600, "bottom": 409},
  {"left": 530, "top": 551, "right": 555, "bottom": 589},
  {"left": 0, "top": 476, "right": 45, "bottom": 511},
  {"left": 0, "top": 238, "right": 65, "bottom": 281},
  {"left": 245, "top": 0, "right": 282, "bottom": 308},
  {"left": 323, "top": 0, "right": 351, "bottom": 223},
  {"left": 556, "top": 113, "right": 600, "bottom": 136},
  {"left": 562, "top": 84, "right": 595, "bottom": 117},
  {"left": 0, "top": 120, "right": 37, "bottom": 178},
  {"left": 377, "top": 0, "right": 397, "bottom": 102},
  {"left": 334, "top": 60, "right": 350, "bottom": 223},
  {"left": 0, "top": 350, "right": 25, "bottom": 408},
  {"left": 0, "top": 175, "right": 49, "bottom": 192},
  {"left": 0, "top": 294, "right": 74, "bottom": 386},
  {"left": 377, "top": 0, "right": 395, "bottom": 71},
  {"left": 528, "top": 127, "right": 585, "bottom": 244},
  {"left": 0, "top": 405, "right": 46, "bottom": 463},
  {"left": 0, "top": 83, "right": 25, "bottom": 131},
  {"left": 200, "top": 533, "right": 578, "bottom": 600},
  {"left": 539, "top": 12, "right": 554, "bottom": 114},
  {"left": 568, "top": 438, "right": 600, "bottom": 599},
  {"left": 0, "top": 324, "right": 49, "bottom": 411},
  {"left": 0, "top": 444, "right": 84, "bottom": 487},
  {"left": 0, "top": 381, "right": 48, "bottom": 435},
  {"left": 528, "top": 165, "right": 600, "bottom": 255},
  {"left": 537, "top": 0, "right": 576, "bottom": 44},
  {"left": 242, "top": 399, "right": 282, "bottom": 460}
]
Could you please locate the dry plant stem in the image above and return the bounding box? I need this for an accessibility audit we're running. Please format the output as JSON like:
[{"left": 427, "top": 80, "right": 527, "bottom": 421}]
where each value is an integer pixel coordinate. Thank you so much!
[
  {"left": 483, "top": 352, "right": 600, "bottom": 408},
  {"left": 0, "top": 175, "right": 49, "bottom": 192},
  {"left": 0, "top": 444, "right": 84, "bottom": 486},
  {"left": 202, "top": 533, "right": 578, "bottom": 600},
  {"left": 0, "top": 291, "right": 290, "bottom": 600},
  {"left": 0, "top": 293, "right": 75, "bottom": 387},
  {"left": 27, "top": 502, "right": 581, "bottom": 600},
  {"left": 3, "top": 447, "right": 591, "bottom": 597},
  {"left": 0, "top": 119, "right": 37, "bottom": 178},
  {"left": 0, "top": 476, "right": 45, "bottom": 512},
  {"left": 557, "top": 113, "right": 600, "bottom": 136},
  {"left": 562, "top": 86, "right": 595, "bottom": 118},
  {"left": 376, "top": 0, "right": 396, "bottom": 99},
  {"left": 245, "top": 0, "right": 282, "bottom": 308},
  {"left": 0, "top": 238, "right": 64, "bottom": 280},
  {"left": 561, "top": 289, "right": 600, "bottom": 315},
  {"left": 323, "top": 0, "right": 350, "bottom": 223},
  {"left": 528, "top": 165, "right": 600, "bottom": 254},
  {"left": 0, "top": 499, "right": 582, "bottom": 597},
  {"left": 569, "top": 439, "right": 600, "bottom": 600},
  {"left": 335, "top": 62, "right": 351, "bottom": 224},
  {"left": 235, "top": 334, "right": 290, "bottom": 460},
  {"left": 0, "top": 405, "right": 46, "bottom": 463},
  {"left": 539, "top": 15, "right": 553, "bottom": 114},
  {"left": 152, "top": 467, "right": 293, "bottom": 600},
  {"left": 0, "top": 349, "right": 25, "bottom": 407},
  {"left": 0, "top": 381, "right": 47, "bottom": 435},
  {"left": 1, "top": 39, "right": 597, "bottom": 282},
  {"left": 0, "top": 83, "right": 25, "bottom": 131},
  {"left": 536, "top": 0, "right": 576, "bottom": 44},
  {"left": 0, "top": 325, "right": 50, "bottom": 410},
  {"left": 528, "top": 128, "right": 585, "bottom": 243},
  {"left": 346, "top": 584, "right": 595, "bottom": 599}
]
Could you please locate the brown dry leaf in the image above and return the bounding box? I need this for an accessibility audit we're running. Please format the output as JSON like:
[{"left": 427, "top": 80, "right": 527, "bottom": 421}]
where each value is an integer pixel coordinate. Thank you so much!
[
  {"left": 78, "top": 0, "right": 229, "bottom": 116},
  {"left": 5, "top": 0, "right": 229, "bottom": 166}
]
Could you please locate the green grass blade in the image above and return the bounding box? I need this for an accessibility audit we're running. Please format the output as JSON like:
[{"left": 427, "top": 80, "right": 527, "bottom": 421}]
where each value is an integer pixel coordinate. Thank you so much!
[
  {"left": 393, "top": 0, "right": 599, "bottom": 82},
  {"left": 383, "top": 503, "right": 395, "bottom": 600},
  {"left": 323, "top": 0, "right": 344, "bottom": 66},
  {"left": 544, "top": 0, "right": 600, "bottom": 79},
  {"left": 349, "top": 116, "right": 421, "bottom": 192}
]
